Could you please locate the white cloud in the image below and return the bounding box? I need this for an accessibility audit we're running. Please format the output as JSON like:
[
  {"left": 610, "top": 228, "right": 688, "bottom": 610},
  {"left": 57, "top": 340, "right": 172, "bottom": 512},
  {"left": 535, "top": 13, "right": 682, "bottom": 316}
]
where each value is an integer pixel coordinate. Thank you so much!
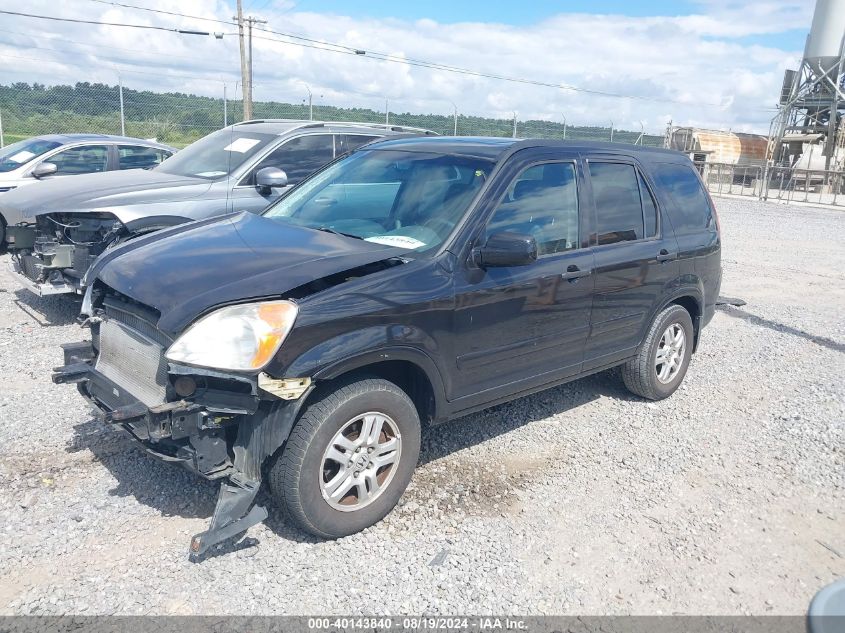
[{"left": 0, "top": 0, "right": 814, "bottom": 133}]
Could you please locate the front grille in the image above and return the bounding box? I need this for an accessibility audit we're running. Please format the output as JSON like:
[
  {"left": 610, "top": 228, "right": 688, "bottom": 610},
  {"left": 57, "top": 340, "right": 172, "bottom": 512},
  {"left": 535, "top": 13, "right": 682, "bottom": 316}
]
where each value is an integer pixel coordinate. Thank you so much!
[
  {"left": 103, "top": 299, "right": 171, "bottom": 348},
  {"left": 95, "top": 318, "right": 168, "bottom": 407}
]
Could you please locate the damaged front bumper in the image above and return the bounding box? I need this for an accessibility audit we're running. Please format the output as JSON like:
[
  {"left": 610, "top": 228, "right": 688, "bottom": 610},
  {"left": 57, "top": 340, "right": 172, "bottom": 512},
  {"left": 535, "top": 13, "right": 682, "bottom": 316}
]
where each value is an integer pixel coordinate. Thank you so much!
[
  {"left": 52, "top": 340, "right": 312, "bottom": 558},
  {"left": 9, "top": 257, "right": 81, "bottom": 296}
]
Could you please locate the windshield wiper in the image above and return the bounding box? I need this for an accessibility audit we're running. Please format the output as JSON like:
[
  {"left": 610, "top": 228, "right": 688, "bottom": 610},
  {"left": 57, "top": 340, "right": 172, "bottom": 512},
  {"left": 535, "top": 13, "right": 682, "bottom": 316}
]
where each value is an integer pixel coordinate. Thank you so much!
[{"left": 313, "top": 226, "right": 364, "bottom": 240}]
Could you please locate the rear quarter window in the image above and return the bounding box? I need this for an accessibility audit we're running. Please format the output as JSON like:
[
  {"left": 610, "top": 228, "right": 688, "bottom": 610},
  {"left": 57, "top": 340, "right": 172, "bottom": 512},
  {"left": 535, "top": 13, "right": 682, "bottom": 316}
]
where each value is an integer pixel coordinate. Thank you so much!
[{"left": 651, "top": 162, "right": 715, "bottom": 234}]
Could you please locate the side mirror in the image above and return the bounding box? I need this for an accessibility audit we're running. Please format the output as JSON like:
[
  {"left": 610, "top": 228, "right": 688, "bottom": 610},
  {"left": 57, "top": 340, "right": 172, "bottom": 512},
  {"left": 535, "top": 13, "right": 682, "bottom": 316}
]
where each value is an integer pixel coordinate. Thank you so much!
[
  {"left": 473, "top": 231, "right": 537, "bottom": 268},
  {"left": 255, "top": 167, "right": 288, "bottom": 193},
  {"left": 31, "top": 162, "right": 57, "bottom": 179}
]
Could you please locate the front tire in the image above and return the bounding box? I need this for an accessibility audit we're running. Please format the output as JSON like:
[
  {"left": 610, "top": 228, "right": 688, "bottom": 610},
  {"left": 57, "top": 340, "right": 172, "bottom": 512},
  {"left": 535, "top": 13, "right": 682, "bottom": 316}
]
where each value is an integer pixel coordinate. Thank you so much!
[
  {"left": 268, "top": 377, "right": 421, "bottom": 538},
  {"left": 622, "top": 304, "right": 694, "bottom": 400}
]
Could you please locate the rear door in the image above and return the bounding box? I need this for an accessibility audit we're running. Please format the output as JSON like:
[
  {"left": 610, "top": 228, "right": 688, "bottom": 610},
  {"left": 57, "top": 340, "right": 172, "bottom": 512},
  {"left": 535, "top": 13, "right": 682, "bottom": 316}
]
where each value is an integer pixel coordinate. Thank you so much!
[
  {"left": 583, "top": 157, "right": 679, "bottom": 370},
  {"left": 449, "top": 149, "right": 595, "bottom": 405}
]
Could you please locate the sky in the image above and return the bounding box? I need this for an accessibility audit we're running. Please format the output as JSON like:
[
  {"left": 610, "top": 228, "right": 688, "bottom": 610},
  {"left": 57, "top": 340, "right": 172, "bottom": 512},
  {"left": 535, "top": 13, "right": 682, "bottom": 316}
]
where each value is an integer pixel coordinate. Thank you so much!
[{"left": 0, "top": 0, "right": 820, "bottom": 133}]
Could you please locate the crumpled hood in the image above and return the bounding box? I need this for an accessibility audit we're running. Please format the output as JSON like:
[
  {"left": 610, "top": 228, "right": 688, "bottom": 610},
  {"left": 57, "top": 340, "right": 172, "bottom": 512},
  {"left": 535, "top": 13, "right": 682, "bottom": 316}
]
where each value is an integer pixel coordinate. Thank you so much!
[
  {"left": 96, "top": 212, "right": 407, "bottom": 335},
  {"left": 0, "top": 169, "right": 212, "bottom": 219}
]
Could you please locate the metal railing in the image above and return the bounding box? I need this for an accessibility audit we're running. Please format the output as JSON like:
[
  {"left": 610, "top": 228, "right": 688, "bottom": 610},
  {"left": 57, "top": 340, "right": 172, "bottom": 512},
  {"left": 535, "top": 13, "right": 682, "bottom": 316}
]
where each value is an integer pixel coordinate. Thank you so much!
[
  {"left": 695, "top": 162, "right": 764, "bottom": 198},
  {"left": 694, "top": 161, "right": 845, "bottom": 208},
  {"left": 762, "top": 166, "right": 845, "bottom": 207}
]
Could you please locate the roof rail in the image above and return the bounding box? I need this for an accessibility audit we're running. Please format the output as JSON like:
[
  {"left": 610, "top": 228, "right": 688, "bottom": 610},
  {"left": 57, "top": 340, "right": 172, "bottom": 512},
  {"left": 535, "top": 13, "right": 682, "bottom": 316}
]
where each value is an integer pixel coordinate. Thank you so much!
[
  {"left": 301, "top": 121, "right": 437, "bottom": 135},
  {"left": 233, "top": 119, "right": 437, "bottom": 135}
]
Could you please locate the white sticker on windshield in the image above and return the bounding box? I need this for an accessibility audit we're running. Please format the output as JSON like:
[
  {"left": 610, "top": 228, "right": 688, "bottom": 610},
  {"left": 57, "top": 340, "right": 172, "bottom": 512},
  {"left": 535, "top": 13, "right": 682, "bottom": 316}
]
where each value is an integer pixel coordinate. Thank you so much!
[
  {"left": 223, "top": 138, "right": 261, "bottom": 153},
  {"left": 365, "top": 235, "right": 427, "bottom": 249},
  {"left": 9, "top": 150, "right": 35, "bottom": 163}
]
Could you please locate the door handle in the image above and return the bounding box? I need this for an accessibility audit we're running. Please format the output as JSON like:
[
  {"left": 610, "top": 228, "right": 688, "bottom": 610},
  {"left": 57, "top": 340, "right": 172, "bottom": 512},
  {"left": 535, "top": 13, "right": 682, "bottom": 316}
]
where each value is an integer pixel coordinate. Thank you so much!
[
  {"left": 656, "top": 249, "right": 677, "bottom": 263},
  {"left": 561, "top": 265, "right": 591, "bottom": 281}
]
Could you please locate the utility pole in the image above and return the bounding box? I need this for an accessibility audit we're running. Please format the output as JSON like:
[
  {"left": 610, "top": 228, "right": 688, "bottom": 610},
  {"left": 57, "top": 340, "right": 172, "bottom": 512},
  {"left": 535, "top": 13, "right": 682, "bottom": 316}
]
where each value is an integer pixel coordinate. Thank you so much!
[
  {"left": 247, "top": 15, "right": 266, "bottom": 117},
  {"left": 234, "top": 3, "right": 266, "bottom": 121},
  {"left": 235, "top": 0, "right": 250, "bottom": 120}
]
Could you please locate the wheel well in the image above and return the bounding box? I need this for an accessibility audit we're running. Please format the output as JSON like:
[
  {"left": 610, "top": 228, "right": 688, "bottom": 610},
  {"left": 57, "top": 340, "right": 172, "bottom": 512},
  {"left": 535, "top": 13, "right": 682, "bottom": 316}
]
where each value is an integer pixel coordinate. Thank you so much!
[
  {"left": 311, "top": 360, "right": 437, "bottom": 427},
  {"left": 670, "top": 295, "right": 702, "bottom": 349}
]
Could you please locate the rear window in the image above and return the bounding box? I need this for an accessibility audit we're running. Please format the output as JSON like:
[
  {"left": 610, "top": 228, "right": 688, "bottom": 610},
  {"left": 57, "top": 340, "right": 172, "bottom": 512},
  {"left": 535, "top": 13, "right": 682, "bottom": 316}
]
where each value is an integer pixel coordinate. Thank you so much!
[{"left": 652, "top": 162, "right": 715, "bottom": 234}]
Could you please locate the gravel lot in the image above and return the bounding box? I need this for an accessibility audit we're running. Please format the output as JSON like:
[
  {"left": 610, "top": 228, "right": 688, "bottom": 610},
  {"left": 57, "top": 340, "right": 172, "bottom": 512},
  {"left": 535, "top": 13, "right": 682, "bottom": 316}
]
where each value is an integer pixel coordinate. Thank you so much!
[{"left": 0, "top": 197, "right": 842, "bottom": 615}]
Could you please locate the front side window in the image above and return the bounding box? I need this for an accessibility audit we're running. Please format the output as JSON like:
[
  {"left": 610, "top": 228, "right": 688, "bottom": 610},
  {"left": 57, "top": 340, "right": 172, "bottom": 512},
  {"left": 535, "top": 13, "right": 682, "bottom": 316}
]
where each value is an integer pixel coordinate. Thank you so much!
[
  {"left": 651, "top": 162, "right": 715, "bottom": 233},
  {"left": 118, "top": 145, "right": 171, "bottom": 170},
  {"left": 589, "top": 162, "right": 645, "bottom": 245},
  {"left": 0, "top": 138, "right": 61, "bottom": 173},
  {"left": 263, "top": 149, "right": 492, "bottom": 254},
  {"left": 485, "top": 162, "right": 579, "bottom": 256},
  {"left": 250, "top": 134, "right": 335, "bottom": 185},
  {"left": 155, "top": 129, "right": 276, "bottom": 180},
  {"left": 46, "top": 145, "right": 109, "bottom": 175}
]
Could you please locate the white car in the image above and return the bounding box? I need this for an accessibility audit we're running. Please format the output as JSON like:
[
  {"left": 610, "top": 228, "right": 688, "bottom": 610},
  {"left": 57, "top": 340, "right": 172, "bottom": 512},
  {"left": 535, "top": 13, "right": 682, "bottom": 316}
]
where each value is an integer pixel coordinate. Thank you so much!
[{"left": 0, "top": 133, "right": 175, "bottom": 194}]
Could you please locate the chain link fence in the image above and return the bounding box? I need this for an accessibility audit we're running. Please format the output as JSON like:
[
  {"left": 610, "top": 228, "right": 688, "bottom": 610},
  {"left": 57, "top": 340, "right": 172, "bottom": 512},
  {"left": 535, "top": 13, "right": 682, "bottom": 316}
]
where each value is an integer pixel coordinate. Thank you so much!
[{"left": 0, "top": 80, "right": 664, "bottom": 148}]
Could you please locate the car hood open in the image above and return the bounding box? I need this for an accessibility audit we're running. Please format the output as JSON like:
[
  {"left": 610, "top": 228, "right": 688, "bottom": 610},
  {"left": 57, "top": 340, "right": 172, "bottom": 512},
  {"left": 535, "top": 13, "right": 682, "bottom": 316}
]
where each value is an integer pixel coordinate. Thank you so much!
[
  {"left": 95, "top": 212, "right": 408, "bottom": 336},
  {"left": 1, "top": 169, "right": 213, "bottom": 219}
]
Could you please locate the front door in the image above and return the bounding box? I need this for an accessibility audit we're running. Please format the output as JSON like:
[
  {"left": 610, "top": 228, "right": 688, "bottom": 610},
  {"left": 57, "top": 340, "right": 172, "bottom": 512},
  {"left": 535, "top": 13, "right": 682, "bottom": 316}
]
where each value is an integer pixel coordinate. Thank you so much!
[{"left": 450, "top": 152, "right": 595, "bottom": 406}]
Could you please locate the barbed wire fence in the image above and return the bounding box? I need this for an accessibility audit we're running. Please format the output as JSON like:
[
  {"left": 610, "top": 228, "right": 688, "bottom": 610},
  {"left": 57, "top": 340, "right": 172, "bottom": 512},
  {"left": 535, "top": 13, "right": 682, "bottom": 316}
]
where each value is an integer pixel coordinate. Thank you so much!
[{"left": 0, "top": 77, "right": 666, "bottom": 148}]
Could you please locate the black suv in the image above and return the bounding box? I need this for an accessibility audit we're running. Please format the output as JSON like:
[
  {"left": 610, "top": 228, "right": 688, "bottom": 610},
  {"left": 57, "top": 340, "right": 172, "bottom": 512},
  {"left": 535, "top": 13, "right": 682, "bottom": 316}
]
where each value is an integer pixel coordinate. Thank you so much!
[{"left": 54, "top": 137, "right": 721, "bottom": 555}]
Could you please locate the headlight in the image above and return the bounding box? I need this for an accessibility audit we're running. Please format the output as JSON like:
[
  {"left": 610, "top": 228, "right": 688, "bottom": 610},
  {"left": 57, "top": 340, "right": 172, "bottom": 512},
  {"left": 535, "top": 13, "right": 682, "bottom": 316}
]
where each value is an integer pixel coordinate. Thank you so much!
[{"left": 166, "top": 300, "right": 298, "bottom": 371}]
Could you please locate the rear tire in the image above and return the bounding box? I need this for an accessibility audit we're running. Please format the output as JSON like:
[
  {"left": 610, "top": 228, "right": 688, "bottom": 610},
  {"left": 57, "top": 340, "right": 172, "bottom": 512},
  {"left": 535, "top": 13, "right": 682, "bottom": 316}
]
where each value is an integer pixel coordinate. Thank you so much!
[
  {"left": 267, "top": 377, "right": 421, "bottom": 538},
  {"left": 622, "top": 304, "right": 694, "bottom": 400}
]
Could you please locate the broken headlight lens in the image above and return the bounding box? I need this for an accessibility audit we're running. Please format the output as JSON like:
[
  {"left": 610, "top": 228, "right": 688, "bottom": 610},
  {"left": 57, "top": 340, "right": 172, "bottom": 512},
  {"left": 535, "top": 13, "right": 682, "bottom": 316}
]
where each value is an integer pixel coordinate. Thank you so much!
[{"left": 166, "top": 300, "right": 298, "bottom": 371}]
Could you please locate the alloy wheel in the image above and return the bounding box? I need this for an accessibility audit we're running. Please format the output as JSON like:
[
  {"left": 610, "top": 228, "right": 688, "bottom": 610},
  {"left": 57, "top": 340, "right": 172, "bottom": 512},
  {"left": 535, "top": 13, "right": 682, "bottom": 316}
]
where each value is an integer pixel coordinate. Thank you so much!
[
  {"left": 655, "top": 323, "right": 686, "bottom": 384},
  {"left": 320, "top": 412, "right": 402, "bottom": 512}
]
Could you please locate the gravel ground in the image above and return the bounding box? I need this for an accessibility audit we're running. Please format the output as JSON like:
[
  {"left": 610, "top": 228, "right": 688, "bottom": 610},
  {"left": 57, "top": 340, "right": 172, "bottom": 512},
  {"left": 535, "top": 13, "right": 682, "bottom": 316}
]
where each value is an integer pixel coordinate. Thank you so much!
[{"left": 0, "top": 196, "right": 842, "bottom": 615}]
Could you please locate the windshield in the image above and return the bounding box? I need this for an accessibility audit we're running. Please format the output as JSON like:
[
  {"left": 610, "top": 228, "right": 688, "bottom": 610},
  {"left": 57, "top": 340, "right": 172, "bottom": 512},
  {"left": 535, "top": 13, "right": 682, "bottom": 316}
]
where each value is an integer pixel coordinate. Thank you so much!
[
  {"left": 263, "top": 149, "right": 493, "bottom": 254},
  {"left": 155, "top": 128, "right": 276, "bottom": 180},
  {"left": 0, "top": 138, "right": 61, "bottom": 173}
]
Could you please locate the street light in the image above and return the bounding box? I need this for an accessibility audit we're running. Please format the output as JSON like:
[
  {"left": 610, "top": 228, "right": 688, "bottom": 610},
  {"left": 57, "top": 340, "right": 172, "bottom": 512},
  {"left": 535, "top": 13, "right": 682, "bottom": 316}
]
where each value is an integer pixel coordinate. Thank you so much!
[
  {"left": 299, "top": 82, "right": 313, "bottom": 121},
  {"left": 448, "top": 100, "right": 458, "bottom": 136},
  {"left": 609, "top": 119, "right": 614, "bottom": 142},
  {"left": 561, "top": 113, "right": 567, "bottom": 140}
]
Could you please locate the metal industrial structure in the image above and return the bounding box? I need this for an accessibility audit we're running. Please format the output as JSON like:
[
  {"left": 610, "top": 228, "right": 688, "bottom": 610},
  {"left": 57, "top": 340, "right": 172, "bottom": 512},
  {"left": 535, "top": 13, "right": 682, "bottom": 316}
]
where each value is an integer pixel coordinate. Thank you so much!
[{"left": 769, "top": 0, "right": 845, "bottom": 171}]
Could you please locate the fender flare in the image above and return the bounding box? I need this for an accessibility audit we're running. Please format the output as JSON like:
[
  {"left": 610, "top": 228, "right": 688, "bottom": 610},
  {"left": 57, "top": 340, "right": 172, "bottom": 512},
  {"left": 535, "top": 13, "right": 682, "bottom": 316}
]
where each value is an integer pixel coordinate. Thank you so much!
[
  {"left": 312, "top": 345, "right": 450, "bottom": 422},
  {"left": 652, "top": 286, "right": 705, "bottom": 351}
]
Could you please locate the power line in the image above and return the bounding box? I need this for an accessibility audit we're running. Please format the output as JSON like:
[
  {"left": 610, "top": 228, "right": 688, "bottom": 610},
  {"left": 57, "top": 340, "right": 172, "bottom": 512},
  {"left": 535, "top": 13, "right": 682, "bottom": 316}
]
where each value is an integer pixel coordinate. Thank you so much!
[
  {"left": 0, "top": 9, "right": 212, "bottom": 35},
  {"left": 76, "top": 1, "right": 723, "bottom": 107},
  {"left": 87, "top": 0, "right": 233, "bottom": 27},
  {"left": 0, "top": 28, "right": 237, "bottom": 70},
  {"left": 7, "top": 6, "right": 728, "bottom": 109}
]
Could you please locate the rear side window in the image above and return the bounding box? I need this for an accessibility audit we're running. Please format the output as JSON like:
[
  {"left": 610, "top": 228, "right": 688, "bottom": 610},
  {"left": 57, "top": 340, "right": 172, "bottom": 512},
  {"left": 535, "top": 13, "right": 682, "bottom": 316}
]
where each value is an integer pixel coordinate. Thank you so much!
[
  {"left": 118, "top": 145, "right": 171, "bottom": 170},
  {"left": 589, "top": 162, "right": 644, "bottom": 245},
  {"left": 640, "top": 174, "right": 658, "bottom": 238},
  {"left": 252, "top": 134, "right": 335, "bottom": 185},
  {"left": 337, "top": 134, "right": 380, "bottom": 155},
  {"left": 651, "top": 163, "right": 714, "bottom": 233}
]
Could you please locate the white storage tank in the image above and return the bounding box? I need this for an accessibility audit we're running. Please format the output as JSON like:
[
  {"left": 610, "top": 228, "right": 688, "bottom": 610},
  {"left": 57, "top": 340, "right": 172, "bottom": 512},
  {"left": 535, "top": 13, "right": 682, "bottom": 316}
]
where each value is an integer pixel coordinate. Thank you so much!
[{"left": 805, "top": 0, "right": 845, "bottom": 76}]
